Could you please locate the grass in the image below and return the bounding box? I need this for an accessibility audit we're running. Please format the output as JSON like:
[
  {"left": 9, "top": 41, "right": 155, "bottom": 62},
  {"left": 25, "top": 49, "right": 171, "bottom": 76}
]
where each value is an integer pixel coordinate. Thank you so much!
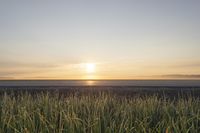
[{"left": 0, "top": 91, "right": 200, "bottom": 133}]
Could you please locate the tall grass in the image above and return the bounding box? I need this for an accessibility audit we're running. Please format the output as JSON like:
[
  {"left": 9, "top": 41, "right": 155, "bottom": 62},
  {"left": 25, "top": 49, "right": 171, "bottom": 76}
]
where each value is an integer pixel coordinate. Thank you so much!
[{"left": 0, "top": 92, "right": 199, "bottom": 133}]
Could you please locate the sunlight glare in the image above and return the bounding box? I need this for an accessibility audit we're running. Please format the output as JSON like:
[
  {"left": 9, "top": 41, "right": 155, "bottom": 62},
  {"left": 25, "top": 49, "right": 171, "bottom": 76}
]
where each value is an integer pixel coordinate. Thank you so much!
[{"left": 86, "top": 63, "right": 95, "bottom": 73}]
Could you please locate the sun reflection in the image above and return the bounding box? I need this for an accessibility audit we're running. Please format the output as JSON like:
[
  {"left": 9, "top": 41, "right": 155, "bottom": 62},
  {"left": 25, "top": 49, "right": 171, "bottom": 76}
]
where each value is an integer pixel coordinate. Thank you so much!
[{"left": 86, "top": 80, "right": 95, "bottom": 86}]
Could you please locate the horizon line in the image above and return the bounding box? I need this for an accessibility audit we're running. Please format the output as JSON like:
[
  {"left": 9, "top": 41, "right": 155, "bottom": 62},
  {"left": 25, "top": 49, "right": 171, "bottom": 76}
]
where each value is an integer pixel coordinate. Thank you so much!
[{"left": 0, "top": 79, "right": 200, "bottom": 81}]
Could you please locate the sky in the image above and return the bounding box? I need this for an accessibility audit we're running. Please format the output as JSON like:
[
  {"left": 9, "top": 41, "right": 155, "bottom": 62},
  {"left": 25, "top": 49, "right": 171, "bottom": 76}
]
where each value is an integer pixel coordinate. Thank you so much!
[{"left": 0, "top": 0, "right": 200, "bottom": 80}]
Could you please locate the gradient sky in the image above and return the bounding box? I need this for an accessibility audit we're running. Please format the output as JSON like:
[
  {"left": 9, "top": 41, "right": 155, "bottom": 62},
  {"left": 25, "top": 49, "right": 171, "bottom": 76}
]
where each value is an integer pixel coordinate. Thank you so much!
[{"left": 0, "top": 0, "right": 200, "bottom": 79}]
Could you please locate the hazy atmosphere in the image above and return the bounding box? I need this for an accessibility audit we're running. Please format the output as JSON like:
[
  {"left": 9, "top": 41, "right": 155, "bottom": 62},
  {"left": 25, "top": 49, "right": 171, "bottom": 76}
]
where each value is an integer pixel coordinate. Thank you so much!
[
  {"left": 0, "top": 0, "right": 200, "bottom": 79},
  {"left": 1, "top": 1, "right": 200, "bottom": 132}
]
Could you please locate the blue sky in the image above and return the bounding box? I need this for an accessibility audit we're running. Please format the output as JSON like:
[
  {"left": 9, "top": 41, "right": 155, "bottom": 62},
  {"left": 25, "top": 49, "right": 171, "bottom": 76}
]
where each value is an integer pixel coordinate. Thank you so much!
[{"left": 0, "top": 0, "right": 200, "bottom": 79}]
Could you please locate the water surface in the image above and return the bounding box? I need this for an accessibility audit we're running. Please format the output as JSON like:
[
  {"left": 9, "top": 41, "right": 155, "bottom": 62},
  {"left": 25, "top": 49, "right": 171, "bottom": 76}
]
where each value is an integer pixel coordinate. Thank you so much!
[{"left": 0, "top": 80, "right": 199, "bottom": 87}]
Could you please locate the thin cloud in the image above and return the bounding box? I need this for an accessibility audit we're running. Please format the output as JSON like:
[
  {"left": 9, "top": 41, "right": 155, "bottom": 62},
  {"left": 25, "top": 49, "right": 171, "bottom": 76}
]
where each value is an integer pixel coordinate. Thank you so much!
[
  {"left": 0, "top": 76, "right": 16, "bottom": 80},
  {"left": 171, "top": 61, "right": 200, "bottom": 68},
  {"left": 0, "top": 60, "right": 59, "bottom": 68},
  {"left": 0, "top": 60, "right": 84, "bottom": 79},
  {"left": 159, "top": 74, "right": 200, "bottom": 79}
]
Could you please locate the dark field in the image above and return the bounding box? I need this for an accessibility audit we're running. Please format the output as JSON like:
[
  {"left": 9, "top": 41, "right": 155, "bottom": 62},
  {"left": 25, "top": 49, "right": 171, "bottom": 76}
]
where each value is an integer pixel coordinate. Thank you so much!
[{"left": 1, "top": 86, "right": 200, "bottom": 98}]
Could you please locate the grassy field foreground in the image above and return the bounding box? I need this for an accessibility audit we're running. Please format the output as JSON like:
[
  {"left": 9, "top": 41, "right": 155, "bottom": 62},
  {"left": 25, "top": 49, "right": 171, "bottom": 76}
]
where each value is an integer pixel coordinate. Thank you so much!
[{"left": 0, "top": 92, "right": 200, "bottom": 133}]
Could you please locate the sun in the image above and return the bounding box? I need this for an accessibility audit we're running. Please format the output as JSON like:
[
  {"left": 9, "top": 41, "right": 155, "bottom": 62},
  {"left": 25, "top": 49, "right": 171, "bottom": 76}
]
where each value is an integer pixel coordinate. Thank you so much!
[{"left": 86, "top": 63, "right": 96, "bottom": 73}]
